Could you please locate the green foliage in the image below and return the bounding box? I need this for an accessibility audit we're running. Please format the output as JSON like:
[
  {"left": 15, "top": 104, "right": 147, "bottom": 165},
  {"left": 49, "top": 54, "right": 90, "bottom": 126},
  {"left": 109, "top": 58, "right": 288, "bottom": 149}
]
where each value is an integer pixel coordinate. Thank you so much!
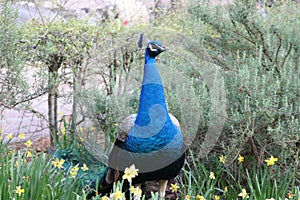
[
  {"left": 182, "top": 0, "right": 300, "bottom": 172},
  {"left": 0, "top": 1, "right": 29, "bottom": 107},
  {"left": 179, "top": 151, "right": 300, "bottom": 199},
  {"left": 0, "top": 140, "right": 81, "bottom": 199}
]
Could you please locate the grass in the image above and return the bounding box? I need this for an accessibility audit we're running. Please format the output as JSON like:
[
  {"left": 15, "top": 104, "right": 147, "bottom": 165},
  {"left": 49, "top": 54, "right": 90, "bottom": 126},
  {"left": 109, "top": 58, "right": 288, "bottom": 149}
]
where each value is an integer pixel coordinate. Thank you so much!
[
  {"left": 0, "top": 140, "right": 81, "bottom": 200},
  {"left": 178, "top": 150, "right": 299, "bottom": 200},
  {"left": 0, "top": 138, "right": 299, "bottom": 200}
]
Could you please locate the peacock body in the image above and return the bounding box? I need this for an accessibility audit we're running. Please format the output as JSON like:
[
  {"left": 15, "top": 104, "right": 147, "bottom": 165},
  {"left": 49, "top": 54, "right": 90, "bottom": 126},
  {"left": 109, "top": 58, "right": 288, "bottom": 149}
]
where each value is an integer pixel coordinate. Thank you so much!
[
  {"left": 105, "top": 39, "right": 185, "bottom": 198},
  {"left": 53, "top": 38, "right": 185, "bottom": 199}
]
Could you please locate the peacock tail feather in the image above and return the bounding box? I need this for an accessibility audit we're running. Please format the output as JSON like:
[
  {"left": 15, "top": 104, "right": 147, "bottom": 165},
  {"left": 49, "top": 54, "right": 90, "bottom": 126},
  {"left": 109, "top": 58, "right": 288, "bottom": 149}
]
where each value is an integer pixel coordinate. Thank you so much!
[{"left": 51, "top": 143, "right": 109, "bottom": 196}]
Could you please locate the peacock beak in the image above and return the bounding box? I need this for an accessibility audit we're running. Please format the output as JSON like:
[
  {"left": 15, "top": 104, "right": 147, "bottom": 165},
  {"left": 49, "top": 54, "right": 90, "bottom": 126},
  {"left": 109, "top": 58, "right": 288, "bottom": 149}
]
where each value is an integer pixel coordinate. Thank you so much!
[{"left": 160, "top": 45, "right": 169, "bottom": 52}]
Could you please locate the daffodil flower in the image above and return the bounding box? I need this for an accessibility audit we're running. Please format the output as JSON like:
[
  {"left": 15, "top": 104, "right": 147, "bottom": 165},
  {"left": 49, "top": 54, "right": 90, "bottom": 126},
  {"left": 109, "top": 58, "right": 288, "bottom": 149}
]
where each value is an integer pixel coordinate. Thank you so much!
[
  {"left": 52, "top": 158, "right": 65, "bottom": 169},
  {"left": 18, "top": 133, "right": 25, "bottom": 139},
  {"left": 265, "top": 155, "right": 278, "bottom": 166},
  {"left": 122, "top": 164, "right": 139, "bottom": 183},
  {"left": 224, "top": 186, "right": 228, "bottom": 192},
  {"left": 219, "top": 155, "right": 226, "bottom": 164},
  {"left": 25, "top": 140, "right": 32, "bottom": 148},
  {"left": 60, "top": 128, "right": 66, "bottom": 135},
  {"left": 196, "top": 195, "right": 206, "bottom": 200},
  {"left": 70, "top": 170, "right": 77, "bottom": 178},
  {"left": 110, "top": 187, "right": 123, "bottom": 200},
  {"left": 72, "top": 164, "right": 79, "bottom": 172},
  {"left": 238, "top": 188, "right": 249, "bottom": 199},
  {"left": 81, "top": 164, "right": 89, "bottom": 171},
  {"left": 131, "top": 186, "right": 142, "bottom": 198},
  {"left": 238, "top": 155, "right": 244, "bottom": 163},
  {"left": 214, "top": 195, "right": 220, "bottom": 200},
  {"left": 169, "top": 183, "right": 179, "bottom": 193},
  {"left": 209, "top": 172, "right": 215, "bottom": 180},
  {"left": 26, "top": 151, "right": 32, "bottom": 157},
  {"left": 15, "top": 186, "right": 25, "bottom": 196},
  {"left": 8, "top": 133, "right": 13, "bottom": 139}
]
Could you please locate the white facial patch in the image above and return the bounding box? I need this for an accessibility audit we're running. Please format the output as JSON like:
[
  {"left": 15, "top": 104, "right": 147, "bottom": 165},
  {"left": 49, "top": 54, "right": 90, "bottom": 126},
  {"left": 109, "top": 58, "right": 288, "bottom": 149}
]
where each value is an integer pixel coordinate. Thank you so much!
[{"left": 149, "top": 44, "right": 158, "bottom": 52}]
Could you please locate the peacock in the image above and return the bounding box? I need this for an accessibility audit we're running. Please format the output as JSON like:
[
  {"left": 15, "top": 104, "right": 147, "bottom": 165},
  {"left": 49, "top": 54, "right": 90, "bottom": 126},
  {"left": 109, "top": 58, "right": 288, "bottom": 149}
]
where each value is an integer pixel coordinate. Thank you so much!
[{"left": 53, "top": 36, "right": 185, "bottom": 199}]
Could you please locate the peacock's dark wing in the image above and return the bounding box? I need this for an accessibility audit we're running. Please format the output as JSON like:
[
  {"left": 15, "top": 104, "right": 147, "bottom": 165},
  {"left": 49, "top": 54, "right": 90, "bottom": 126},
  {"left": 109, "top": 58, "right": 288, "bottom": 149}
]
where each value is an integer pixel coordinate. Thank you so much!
[{"left": 105, "top": 114, "right": 135, "bottom": 184}]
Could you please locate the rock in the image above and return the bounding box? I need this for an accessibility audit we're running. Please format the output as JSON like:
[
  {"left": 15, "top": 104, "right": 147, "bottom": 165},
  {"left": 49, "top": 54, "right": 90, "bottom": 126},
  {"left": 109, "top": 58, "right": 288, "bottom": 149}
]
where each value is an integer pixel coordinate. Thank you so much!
[
  {"left": 1, "top": 0, "right": 195, "bottom": 26},
  {"left": 0, "top": 1, "right": 59, "bottom": 25}
]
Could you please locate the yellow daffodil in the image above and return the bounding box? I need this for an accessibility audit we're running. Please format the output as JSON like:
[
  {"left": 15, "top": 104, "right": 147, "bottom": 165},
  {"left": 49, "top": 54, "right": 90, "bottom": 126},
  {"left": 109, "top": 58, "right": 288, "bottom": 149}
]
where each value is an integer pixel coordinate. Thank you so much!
[
  {"left": 70, "top": 164, "right": 80, "bottom": 178},
  {"left": 238, "top": 155, "right": 244, "bottom": 163},
  {"left": 26, "top": 151, "right": 32, "bottom": 157},
  {"left": 81, "top": 164, "right": 89, "bottom": 171},
  {"left": 169, "top": 183, "right": 179, "bottom": 193},
  {"left": 122, "top": 164, "right": 139, "bottom": 183},
  {"left": 265, "top": 155, "right": 278, "bottom": 166},
  {"left": 25, "top": 140, "right": 32, "bottom": 148},
  {"left": 8, "top": 133, "right": 13, "bottom": 139},
  {"left": 111, "top": 187, "right": 123, "bottom": 200},
  {"left": 209, "top": 172, "right": 215, "bottom": 180},
  {"left": 102, "top": 196, "right": 110, "bottom": 200},
  {"left": 57, "top": 159, "right": 65, "bottom": 169},
  {"left": 72, "top": 164, "right": 79, "bottom": 172},
  {"left": 196, "top": 195, "right": 206, "bottom": 200},
  {"left": 90, "top": 126, "right": 95, "bottom": 131},
  {"left": 58, "top": 111, "right": 63, "bottom": 115},
  {"left": 18, "top": 133, "right": 25, "bottom": 139},
  {"left": 219, "top": 155, "right": 226, "bottom": 164},
  {"left": 131, "top": 186, "right": 142, "bottom": 198},
  {"left": 185, "top": 195, "right": 191, "bottom": 199},
  {"left": 52, "top": 158, "right": 65, "bottom": 169},
  {"left": 60, "top": 128, "right": 66, "bottom": 135},
  {"left": 224, "top": 186, "right": 228, "bottom": 192},
  {"left": 70, "top": 170, "right": 77, "bottom": 178},
  {"left": 52, "top": 158, "right": 59, "bottom": 168},
  {"left": 238, "top": 188, "right": 249, "bottom": 199},
  {"left": 15, "top": 186, "right": 25, "bottom": 196},
  {"left": 214, "top": 195, "right": 220, "bottom": 200}
]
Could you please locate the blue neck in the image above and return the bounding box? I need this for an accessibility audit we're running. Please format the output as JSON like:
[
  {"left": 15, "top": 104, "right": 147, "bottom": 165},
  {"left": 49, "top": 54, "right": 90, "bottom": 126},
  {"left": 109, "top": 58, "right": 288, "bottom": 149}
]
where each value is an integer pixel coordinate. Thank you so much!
[
  {"left": 125, "top": 50, "right": 180, "bottom": 153},
  {"left": 144, "top": 51, "right": 156, "bottom": 64},
  {"left": 135, "top": 53, "right": 167, "bottom": 125}
]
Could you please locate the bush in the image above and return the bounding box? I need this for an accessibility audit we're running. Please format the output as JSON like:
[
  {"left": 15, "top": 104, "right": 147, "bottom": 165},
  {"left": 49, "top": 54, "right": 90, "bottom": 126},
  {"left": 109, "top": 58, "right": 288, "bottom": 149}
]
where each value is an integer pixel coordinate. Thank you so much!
[{"left": 181, "top": 0, "right": 300, "bottom": 172}]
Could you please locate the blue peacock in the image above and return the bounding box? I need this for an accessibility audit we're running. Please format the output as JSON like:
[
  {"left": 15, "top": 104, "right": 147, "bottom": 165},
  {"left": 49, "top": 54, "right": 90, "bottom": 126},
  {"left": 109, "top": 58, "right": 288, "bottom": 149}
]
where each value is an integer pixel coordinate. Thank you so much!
[{"left": 54, "top": 36, "right": 185, "bottom": 199}]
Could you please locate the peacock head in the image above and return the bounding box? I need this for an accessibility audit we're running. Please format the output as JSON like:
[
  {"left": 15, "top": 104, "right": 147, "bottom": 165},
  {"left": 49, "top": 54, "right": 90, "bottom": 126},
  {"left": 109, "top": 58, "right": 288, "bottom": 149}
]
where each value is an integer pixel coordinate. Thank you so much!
[{"left": 145, "top": 40, "right": 169, "bottom": 58}]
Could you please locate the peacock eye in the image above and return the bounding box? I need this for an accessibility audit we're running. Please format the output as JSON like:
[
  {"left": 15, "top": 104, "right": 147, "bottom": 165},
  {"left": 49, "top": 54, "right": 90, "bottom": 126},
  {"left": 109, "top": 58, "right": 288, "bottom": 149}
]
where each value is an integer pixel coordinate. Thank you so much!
[{"left": 149, "top": 44, "right": 158, "bottom": 52}]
